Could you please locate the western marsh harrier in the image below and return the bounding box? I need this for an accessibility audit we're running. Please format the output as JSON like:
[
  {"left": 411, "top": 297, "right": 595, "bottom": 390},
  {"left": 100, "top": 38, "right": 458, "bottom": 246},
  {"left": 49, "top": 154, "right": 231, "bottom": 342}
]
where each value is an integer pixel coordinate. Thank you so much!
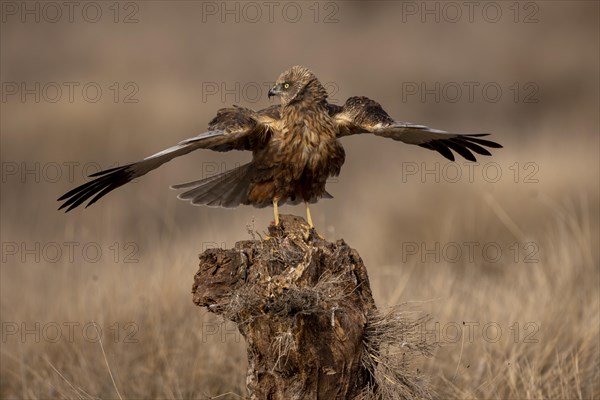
[{"left": 58, "top": 66, "right": 502, "bottom": 226}]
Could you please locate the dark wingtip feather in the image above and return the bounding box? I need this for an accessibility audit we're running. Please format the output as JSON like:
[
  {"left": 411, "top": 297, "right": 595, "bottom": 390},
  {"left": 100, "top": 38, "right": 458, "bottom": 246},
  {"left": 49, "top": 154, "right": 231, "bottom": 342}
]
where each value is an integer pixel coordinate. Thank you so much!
[
  {"left": 88, "top": 165, "right": 126, "bottom": 177},
  {"left": 57, "top": 183, "right": 87, "bottom": 201},
  {"left": 421, "top": 132, "right": 502, "bottom": 162},
  {"left": 57, "top": 166, "right": 134, "bottom": 212},
  {"left": 445, "top": 140, "right": 477, "bottom": 161},
  {"left": 85, "top": 182, "right": 123, "bottom": 208},
  {"left": 451, "top": 138, "right": 491, "bottom": 157},
  {"left": 426, "top": 141, "right": 455, "bottom": 161},
  {"left": 463, "top": 135, "right": 503, "bottom": 149}
]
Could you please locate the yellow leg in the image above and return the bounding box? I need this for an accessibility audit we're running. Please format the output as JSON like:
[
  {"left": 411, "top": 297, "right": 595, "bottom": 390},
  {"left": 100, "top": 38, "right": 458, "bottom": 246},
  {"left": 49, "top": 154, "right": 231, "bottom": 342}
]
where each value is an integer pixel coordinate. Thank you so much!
[
  {"left": 305, "top": 202, "right": 314, "bottom": 228},
  {"left": 305, "top": 202, "right": 324, "bottom": 239},
  {"left": 273, "top": 198, "right": 279, "bottom": 226}
]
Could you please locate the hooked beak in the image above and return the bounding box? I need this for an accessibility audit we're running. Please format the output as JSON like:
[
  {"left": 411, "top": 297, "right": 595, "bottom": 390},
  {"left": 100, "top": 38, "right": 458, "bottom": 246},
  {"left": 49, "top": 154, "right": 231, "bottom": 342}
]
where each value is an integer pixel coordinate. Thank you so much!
[{"left": 268, "top": 83, "right": 282, "bottom": 98}]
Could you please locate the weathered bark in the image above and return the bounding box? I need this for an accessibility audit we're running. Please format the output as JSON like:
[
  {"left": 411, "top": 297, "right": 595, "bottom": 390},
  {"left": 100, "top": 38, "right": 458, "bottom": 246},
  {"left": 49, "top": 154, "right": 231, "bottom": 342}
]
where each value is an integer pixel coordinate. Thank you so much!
[
  {"left": 192, "top": 215, "right": 435, "bottom": 400},
  {"left": 192, "top": 215, "right": 377, "bottom": 399}
]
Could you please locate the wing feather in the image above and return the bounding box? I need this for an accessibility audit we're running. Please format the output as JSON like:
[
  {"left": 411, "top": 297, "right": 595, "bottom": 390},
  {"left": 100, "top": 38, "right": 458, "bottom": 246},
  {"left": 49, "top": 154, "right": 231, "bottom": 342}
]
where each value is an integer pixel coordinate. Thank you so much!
[
  {"left": 331, "top": 96, "right": 502, "bottom": 161},
  {"left": 58, "top": 106, "right": 275, "bottom": 212}
]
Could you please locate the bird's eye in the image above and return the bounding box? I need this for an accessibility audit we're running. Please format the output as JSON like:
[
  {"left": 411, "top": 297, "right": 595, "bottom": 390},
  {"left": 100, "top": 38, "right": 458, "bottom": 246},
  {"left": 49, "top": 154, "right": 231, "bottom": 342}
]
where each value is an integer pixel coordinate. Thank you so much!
[{"left": 284, "top": 83, "right": 290, "bottom": 89}]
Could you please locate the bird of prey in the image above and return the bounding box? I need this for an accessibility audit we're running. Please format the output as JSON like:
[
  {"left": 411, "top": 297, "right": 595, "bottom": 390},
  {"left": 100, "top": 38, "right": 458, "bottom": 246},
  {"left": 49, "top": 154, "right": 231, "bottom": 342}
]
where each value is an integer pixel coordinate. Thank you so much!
[{"left": 58, "top": 66, "right": 502, "bottom": 227}]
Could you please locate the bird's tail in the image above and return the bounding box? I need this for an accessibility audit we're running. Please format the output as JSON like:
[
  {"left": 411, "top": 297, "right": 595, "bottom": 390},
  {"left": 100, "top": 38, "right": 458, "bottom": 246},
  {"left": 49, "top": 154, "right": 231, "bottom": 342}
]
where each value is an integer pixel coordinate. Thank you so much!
[{"left": 171, "top": 163, "right": 253, "bottom": 208}]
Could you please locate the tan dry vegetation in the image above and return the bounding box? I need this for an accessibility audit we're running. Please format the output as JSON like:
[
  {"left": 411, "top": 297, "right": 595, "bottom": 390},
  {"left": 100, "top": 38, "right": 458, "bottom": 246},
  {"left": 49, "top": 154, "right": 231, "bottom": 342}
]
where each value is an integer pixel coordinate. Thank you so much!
[
  {"left": 2, "top": 141, "right": 598, "bottom": 400},
  {"left": 1, "top": 1, "right": 599, "bottom": 399}
]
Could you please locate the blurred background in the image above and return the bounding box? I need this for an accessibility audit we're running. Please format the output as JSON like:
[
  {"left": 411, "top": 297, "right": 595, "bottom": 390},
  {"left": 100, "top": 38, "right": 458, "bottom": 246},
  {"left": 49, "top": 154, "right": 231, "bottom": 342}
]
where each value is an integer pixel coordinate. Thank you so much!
[{"left": 1, "top": 1, "right": 598, "bottom": 399}]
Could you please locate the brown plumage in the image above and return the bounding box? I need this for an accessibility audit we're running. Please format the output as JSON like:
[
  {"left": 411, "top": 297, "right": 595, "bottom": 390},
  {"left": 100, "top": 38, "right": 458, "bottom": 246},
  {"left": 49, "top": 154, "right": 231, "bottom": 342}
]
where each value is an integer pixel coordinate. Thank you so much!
[{"left": 57, "top": 66, "right": 502, "bottom": 225}]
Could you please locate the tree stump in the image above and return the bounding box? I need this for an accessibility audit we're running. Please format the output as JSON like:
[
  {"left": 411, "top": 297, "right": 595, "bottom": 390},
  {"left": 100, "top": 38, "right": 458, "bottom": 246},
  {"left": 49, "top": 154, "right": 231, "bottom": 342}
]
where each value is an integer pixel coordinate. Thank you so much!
[{"left": 192, "top": 215, "right": 433, "bottom": 400}]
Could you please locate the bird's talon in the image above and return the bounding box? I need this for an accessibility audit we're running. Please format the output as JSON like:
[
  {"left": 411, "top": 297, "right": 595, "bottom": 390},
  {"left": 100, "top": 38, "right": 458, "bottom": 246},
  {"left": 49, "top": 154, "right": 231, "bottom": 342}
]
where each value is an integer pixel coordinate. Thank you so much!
[{"left": 309, "top": 227, "right": 324, "bottom": 240}]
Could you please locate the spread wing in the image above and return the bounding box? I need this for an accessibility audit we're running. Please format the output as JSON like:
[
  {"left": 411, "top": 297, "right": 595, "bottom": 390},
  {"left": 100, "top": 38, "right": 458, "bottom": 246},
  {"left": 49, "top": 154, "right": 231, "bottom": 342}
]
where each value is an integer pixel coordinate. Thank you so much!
[
  {"left": 57, "top": 106, "right": 279, "bottom": 212},
  {"left": 330, "top": 97, "right": 502, "bottom": 162}
]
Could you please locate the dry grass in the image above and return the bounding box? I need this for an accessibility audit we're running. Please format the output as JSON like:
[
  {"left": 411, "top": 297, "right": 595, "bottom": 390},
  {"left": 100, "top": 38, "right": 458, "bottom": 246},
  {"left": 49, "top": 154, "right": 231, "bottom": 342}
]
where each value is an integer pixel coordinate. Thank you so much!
[
  {"left": 1, "top": 145, "right": 598, "bottom": 399},
  {"left": 359, "top": 306, "right": 437, "bottom": 400}
]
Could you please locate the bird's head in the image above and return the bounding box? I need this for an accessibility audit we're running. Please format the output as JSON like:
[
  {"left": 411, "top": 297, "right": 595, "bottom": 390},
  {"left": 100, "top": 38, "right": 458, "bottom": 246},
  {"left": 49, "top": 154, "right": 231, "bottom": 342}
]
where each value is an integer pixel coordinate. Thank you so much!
[{"left": 268, "top": 66, "right": 327, "bottom": 106}]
